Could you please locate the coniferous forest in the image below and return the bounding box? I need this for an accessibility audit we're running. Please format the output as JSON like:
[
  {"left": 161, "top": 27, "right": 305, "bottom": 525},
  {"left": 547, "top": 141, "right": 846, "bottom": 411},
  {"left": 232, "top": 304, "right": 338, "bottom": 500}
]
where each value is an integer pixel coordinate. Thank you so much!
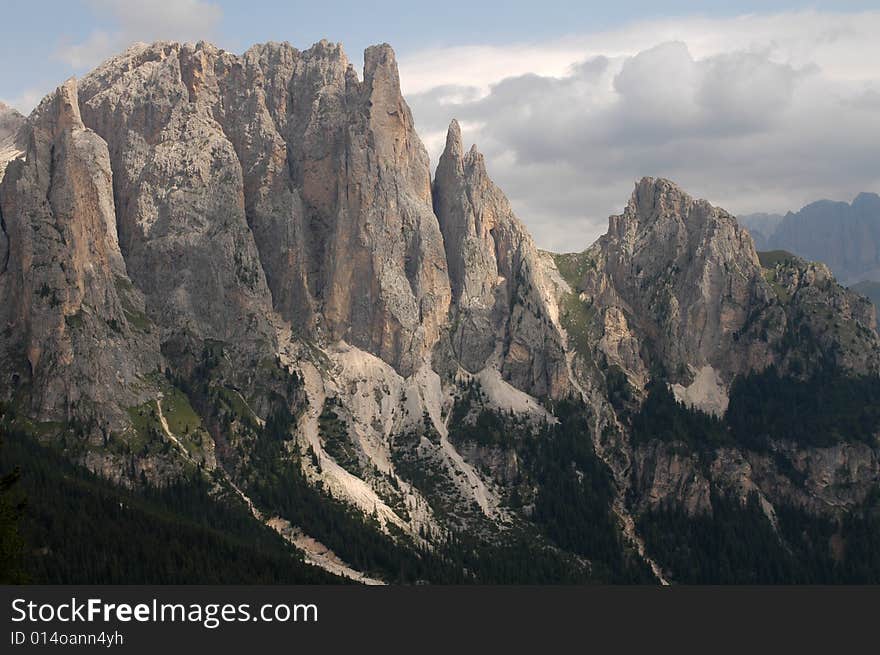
[{"left": 3, "top": 367, "right": 880, "bottom": 584}]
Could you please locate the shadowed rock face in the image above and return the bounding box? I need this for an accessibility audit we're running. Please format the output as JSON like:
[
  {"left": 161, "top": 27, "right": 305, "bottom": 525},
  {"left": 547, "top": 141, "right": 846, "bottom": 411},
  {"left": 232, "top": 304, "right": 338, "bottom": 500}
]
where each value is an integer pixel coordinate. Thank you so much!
[
  {"left": 588, "top": 177, "right": 773, "bottom": 381},
  {"left": 0, "top": 102, "right": 25, "bottom": 271},
  {"left": 433, "top": 119, "right": 569, "bottom": 398},
  {"left": 0, "top": 79, "right": 159, "bottom": 426},
  {"left": 571, "top": 177, "right": 880, "bottom": 400},
  {"left": 76, "top": 40, "right": 449, "bottom": 376}
]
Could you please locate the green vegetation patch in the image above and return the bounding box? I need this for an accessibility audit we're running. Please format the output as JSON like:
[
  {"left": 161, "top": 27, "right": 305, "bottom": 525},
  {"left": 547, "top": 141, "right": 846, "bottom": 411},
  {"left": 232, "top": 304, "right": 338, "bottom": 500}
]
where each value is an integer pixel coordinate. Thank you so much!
[
  {"left": 123, "top": 376, "right": 211, "bottom": 459},
  {"left": 558, "top": 290, "right": 598, "bottom": 360},
  {"left": 124, "top": 402, "right": 165, "bottom": 453},
  {"left": 757, "top": 250, "right": 798, "bottom": 268},
  {"left": 761, "top": 266, "right": 792, "bottom": 303},
  {"left": 113, "top": 275, "right": 152, "bottom": 333},
  {"left": 551, "top": 251, "right": 595, "bottom": 288},
  {"left": 318, "top": 398, "right": 363, "bottom": 477},
  {"left": 122, "top": 307, "right": 151, "bottom": 332}
]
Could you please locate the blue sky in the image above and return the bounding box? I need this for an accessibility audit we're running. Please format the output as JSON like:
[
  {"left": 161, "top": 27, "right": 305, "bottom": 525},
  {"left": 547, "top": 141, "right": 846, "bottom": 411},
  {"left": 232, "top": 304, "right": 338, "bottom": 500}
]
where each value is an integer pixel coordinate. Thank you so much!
[
  {"left": 2, "top": 1, "right": 879, "bottom": 249},
  {"left": 2, "top": 0, "right": 875, "bottom": 112}
]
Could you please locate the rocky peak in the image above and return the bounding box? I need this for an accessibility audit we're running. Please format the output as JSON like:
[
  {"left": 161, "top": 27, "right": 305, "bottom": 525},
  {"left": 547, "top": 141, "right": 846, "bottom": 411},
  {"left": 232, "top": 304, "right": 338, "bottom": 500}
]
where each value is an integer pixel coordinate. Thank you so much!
[
  {"left": 611, "top": 177, "right": 759, "bottom": 265},
  {"left": 52, "top": 78, "right": 84, "bottom": 134},
  {"left": 4, "top": 39, "right": 880, "bottom": 580},
  {"left": 434, "top": 119, "right": 498, "bottom": 305},
  {"left": 359, "top": 43, "right": 432, "bottom": 203},
  {"left": 433, "top": 119, "right": 568, "bottom": 397},
  {"left": 76, "top": 45, "right": 277, "bottom": 355},
  {"left": 568, "top": 177, "right": 880, "bottom": 414},
  {"left": 72, "top": 39, "right": 450, "bottom": 376},
  {"left": 852, "top": 191, "right": 880, "bottom": 212},
  {"left": 362, "top": 43, "right": 403, "bottom": 107},
  {"left": 0, "top": 100, "right": 22, "bottom": 128},
  {"left": 592, "top": 178, "right": 764, "bottom": 380},
  {"left": 0, "top": 79, "right": 158, "bottom": 425},
  {"left": 443, "top": 118, "right": 465, "bottom": 158}
]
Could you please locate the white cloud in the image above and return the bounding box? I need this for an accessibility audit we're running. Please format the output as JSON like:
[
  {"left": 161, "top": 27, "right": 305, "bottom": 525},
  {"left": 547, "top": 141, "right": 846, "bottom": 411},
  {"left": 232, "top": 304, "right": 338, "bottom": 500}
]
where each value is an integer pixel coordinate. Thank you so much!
[
  {"left": 400, "top": 10, "right": 880, "bottom": 252},
  {"left": 56, "top": 0, "right": 223, "bottom": 71}
]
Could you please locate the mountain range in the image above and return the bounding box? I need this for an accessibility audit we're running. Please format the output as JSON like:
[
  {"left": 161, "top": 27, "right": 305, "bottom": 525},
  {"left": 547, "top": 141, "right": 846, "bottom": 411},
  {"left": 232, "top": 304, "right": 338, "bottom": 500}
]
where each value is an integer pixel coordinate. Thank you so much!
[
  {"left": 740, "top": 193, "right": 880, "bottom": 286},
  {"left": 2, "top": 40, "right": 880, "bottom": 584}
]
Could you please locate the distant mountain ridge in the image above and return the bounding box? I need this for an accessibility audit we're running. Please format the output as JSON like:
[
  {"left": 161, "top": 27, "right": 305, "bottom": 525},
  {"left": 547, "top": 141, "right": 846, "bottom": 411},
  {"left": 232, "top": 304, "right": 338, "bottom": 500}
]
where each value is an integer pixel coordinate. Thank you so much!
[
  {"left": 738, "top": 212, "right": 784, "bottom": 249},
  {"left": 739, "top": 192, "right": 880, "bottom": 285}
]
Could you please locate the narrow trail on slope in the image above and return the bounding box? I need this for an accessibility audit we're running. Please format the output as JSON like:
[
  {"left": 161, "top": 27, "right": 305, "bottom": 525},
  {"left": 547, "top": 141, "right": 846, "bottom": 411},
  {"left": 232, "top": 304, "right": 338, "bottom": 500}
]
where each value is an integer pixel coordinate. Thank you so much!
[
  {"left": 154, "top": 397, "right": 194, "bottom": 463},
  {"left": 224, "top": 474, "right": 385, "bottom": 586},
  {"left": 155, "top": 394, "right": 384, "bottom": 584},
  {"left": 232, "top": 389, "right": 265, "bottom": 427}
]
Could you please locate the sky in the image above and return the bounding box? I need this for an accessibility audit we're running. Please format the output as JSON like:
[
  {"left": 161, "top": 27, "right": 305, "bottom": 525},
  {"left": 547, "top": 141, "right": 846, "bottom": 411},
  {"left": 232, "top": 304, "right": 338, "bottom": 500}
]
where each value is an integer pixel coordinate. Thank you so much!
[{"left": 1, "top": 1, "right": 879, "bottom": 251}]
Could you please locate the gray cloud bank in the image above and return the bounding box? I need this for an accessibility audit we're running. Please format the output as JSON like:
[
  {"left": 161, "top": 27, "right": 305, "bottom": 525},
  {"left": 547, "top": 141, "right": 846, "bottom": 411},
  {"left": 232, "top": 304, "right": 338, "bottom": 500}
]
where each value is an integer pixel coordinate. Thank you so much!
[{"left": 405, "top": 14, "right": 880, "bottom": 252}]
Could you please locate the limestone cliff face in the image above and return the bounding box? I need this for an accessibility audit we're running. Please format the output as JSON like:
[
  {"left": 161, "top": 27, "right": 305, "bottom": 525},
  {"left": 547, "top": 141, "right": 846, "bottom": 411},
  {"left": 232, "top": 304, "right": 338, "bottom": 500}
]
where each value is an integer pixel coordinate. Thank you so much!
[
  {"left": 0, "top": 80, "right": 159, "bottom": 426},
  {"left": 582, "top": 178, "right": 774, "bottom": 387},
  {"left": 433, "top": 120, "right": 568, "bottom": 398},
  {"left": 563, "top": 178, "right": 880, "bottom": 411},
  {"left": 632, "top": 439, "right": 880, "bottom": 521},
  {"left": 76, "top": 40, "right": 449, "bottom": 376},
  {"left": 76, "top": 44, "right": 276, "bottom": 357},
  {"left": 551, "top": 178, "right": 880, "bottom": 538},
  {"left": 762, "top": 256, "right": 880, "bottom": 374},
  {"left": 632, "top": 441, "right": 712, "bottom": 516}
]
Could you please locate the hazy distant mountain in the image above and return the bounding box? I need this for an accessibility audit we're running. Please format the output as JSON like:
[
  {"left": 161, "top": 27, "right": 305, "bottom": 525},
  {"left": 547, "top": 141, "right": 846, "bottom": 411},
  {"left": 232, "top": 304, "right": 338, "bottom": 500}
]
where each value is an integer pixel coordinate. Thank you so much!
[
  {"left": 739, "top": 193, "right": 880, "bottom": 285},
  {"left": 737, "top": 212, "right": 784, "bottom": 250}
]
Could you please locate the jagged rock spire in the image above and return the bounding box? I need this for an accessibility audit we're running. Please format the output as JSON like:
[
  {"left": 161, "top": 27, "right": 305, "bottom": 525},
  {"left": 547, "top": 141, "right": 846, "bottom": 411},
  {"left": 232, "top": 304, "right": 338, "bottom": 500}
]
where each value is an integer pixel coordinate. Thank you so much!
[
  {"left": 0, "top": 78, "right": 159, "bottom": 425},
  {"left": 443, "top": 118, "right": 465, "bottom": 159},
  {"left": 433, "top": 118, "right": 569, "bottom": 397}
]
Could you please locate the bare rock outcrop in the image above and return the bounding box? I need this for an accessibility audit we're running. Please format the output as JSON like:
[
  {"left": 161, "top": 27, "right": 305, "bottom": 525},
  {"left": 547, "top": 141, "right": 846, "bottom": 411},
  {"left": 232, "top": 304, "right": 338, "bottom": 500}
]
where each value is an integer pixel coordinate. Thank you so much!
[
  {"left": 3, "top": 38, "right": 880, "bottom": 575},
  {"left": 76, "top": 44, "right": 276, "bottom": 357},
  {"left": 0, "top": 79, "right": 159, "bottom": 427},
  {"left": 559, "top": 178, "right": 880, "bottom": 412},
  {"left": 433, "top": 120, "right": 568, "bottom": 398},
  {"left": 632, "top": 441, "right": 712, "bottom": 515},
  {"left": 584, "top": 178, "right": 774, "bottom": 385},
  {"left": 75, "top": 40, "right": 449, "bottom": 376}
]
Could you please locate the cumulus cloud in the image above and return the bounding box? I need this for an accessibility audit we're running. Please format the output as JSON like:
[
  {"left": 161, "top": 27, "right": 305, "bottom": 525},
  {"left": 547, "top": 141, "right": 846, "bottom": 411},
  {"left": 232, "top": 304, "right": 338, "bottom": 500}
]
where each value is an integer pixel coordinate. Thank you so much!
[
  {"left": 56, "top": 0, "right": 222, "bottom": 71},
  {"left": 401, "top": 11, "right": 880, "bottom": 252}
]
